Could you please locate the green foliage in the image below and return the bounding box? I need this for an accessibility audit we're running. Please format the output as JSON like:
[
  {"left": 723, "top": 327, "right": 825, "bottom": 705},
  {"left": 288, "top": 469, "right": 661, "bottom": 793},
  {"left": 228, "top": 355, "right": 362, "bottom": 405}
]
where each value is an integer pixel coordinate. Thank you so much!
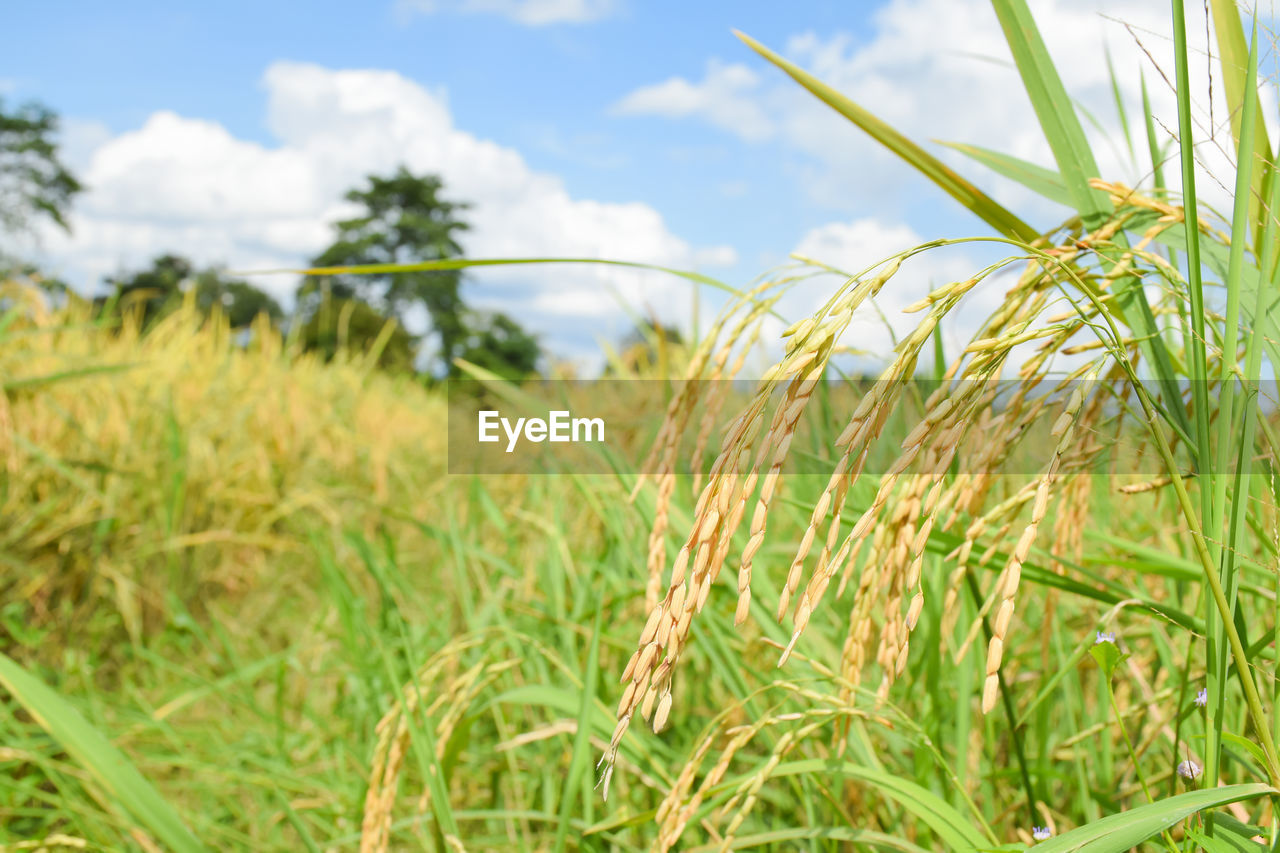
[
  {"left": 300, "top": 166, "right": 545, "bottom": 379},
  {"left": 302, "top": 166, "right": 470, "bottom": 372},
  {"left": 101, "top": 253, "right": 283, "bottom": 329},
  {"left": 0, "top": 98, "right": 82, "bottom": 235},
  {"left": 1034, "top": 785, "right": 1275, "bottom": 852},
  {"left": 455, "top": 310, "right": 540, "bottom": 380},
  {"left": 0, "top": 653, "right": 206, "bottom": 853}
]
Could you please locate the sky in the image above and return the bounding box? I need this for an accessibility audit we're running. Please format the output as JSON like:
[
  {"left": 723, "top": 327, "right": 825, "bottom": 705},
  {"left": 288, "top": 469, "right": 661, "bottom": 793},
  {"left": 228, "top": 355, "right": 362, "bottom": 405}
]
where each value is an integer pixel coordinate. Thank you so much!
[{"left": 4, "top": 0, "right": 1275, "bottom": 369}]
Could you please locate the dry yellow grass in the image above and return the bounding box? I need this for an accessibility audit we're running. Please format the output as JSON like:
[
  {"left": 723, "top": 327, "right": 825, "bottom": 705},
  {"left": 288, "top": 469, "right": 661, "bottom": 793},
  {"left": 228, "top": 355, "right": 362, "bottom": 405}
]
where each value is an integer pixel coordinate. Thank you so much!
[{"left": 0, "top": 284, "right": 447, "bottom": 644}]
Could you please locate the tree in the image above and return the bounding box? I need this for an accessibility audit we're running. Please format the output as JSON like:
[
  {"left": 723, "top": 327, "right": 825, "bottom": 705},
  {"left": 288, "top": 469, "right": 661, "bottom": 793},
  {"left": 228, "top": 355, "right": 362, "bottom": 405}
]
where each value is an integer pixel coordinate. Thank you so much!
[
  {"left": 302, "top": 166, "right": 469, "bottom": 374},
  {"left": 456, "top": 311, "right": 541, "bottom": 380},
  {"left": 0, "top": 99, "right": 82, "bottom": 236},
  {"left": 102, "top": 254, "right": 282, "bottom": 329},
  {"left": 192, "top": 270, "right": 283, "bottom": 328},
  {"left": 102, "top": 253, "right": 192, "bottom": 325},
  {"left": 296, "top": 291, "right": 416, "bottom": 373}
]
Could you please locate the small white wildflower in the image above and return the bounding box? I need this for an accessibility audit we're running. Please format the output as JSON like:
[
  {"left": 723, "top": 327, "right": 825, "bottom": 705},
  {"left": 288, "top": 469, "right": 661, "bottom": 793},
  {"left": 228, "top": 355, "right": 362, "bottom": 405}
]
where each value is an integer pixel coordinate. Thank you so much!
[
  {"left": 1194, "top": 688, "right": 1207, "bottom": 708},
  {"left": 1032, "top": 826, "right": 1052, "bottom": 841},
  {"left": 1177, "top": 759, "right": 1202, "bottom": 781},
  {"left": 1095, "top": 631, "right": 1116, "bottom": 644}
]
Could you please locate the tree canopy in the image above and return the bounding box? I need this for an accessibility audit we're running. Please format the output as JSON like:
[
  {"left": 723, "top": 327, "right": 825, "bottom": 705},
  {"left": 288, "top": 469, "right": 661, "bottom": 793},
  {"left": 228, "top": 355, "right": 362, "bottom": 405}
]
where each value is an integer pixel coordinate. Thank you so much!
[
  {"left": 0, "top": 98, "right": 82, "bottom": 236},
  {"left": 456, "top": 311, "right": 541, "bottom": 380},
  {"left": 102, "top": 254, "right": 283, "bottom": 329},
  {"left": 0, "top": 109, "right": 544, "bottom": 381},
  {"left": 299, "top": 165, "right": 541, "bottom": 379},
  {"left": 300, "top": 167, "right": 469, "bottom": 374}
]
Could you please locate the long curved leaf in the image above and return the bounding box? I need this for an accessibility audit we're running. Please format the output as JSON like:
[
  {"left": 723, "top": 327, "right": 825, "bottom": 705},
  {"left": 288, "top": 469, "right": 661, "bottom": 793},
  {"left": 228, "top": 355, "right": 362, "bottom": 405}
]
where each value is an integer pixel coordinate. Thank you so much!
[
  {"left": 1033, "top": 784, "right": 1274, "bottom": 852},
  {"left": 987, "top": 0, "right": 1189, "bottom": 444},
  {"left": 0, "top": 653, "right": 206, "bottom": 852},
  {"left": 939, "top": 141, "right": 1070, "bottom": 207},
  {"left": 750, "top": 759, "right": 991, "bottom": 851},
  {"left": 1207, "top": 0, "right": 1273, "bottom": 239},
  {"left": 988, "top": 0, "right": 1107, "bottom": 224},
  {"left": 243, "top": 255, "right": 734, "bottom": 296},
  {"left": 733, "top": 30, "right": 1038, "bottom": 244}
]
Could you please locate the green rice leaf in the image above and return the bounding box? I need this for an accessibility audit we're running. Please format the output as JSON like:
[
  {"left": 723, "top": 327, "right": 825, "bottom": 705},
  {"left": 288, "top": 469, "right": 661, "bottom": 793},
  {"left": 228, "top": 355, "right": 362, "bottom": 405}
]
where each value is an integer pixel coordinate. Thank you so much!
[
  {"left": 733, "top": 31, "right": 1039, "bottom": 243},
  {"left": 552, "top": 610, "right": 602, "bottom": 853},
  {"left": 988, "top": 0, "right": 1108, "bottom": 224},
  {"left": 253, "top": 255, "right": 735, "bottom": 297},
  {"left": 1031, "top": 784, "right": 1273, "bottom": 852},
  {"left": 938, "top": 142, "right": 1070, "bottom": 207},
  {"left": 1207, "top": 0, "right": 1272, "bottom": 237},
  {"left": 0, "top": 653, "right": 206, "bottom": 852},
  {"left": 754, "top": 759, "right": 991, "bottom": 851},
  {"left": 687, "top": 826, "right": 931, "bottom": 852}
]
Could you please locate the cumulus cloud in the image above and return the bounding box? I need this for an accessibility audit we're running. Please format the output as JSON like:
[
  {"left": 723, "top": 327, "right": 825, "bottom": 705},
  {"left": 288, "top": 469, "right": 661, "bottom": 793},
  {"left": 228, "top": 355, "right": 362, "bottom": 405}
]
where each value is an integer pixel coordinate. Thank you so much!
[
  {"left": 35, "top": 62, "right": 735, "bottom": 360},
  {"left": 611, "top": 60, "right": 776, "bottom": 142},
  {"left": 612, "top": 0, "right": 1273, "bottom": 220},
  {"left": 397, "top": 0, "right": 618, "bottom": 26}
]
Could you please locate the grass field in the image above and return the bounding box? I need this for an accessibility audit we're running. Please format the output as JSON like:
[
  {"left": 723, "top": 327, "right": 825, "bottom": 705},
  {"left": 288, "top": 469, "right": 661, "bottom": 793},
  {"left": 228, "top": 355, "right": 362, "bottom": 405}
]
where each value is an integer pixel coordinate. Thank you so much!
[{"left": 5, "top": 0, "right": 1280, "bottom": 850}]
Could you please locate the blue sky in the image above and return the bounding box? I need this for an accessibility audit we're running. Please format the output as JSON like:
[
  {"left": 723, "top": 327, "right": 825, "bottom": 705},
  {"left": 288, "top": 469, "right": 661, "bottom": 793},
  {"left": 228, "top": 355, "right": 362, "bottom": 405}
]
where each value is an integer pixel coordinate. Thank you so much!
[{"left": 3, "top": 0, "right": 1237, "bottom": 368}]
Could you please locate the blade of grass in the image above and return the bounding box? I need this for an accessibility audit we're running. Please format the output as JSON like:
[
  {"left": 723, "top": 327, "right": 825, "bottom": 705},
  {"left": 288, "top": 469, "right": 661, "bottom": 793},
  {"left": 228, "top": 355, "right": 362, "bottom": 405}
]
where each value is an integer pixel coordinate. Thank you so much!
[
  {"left": 1237, "top": 23, "right": 1280, "bottom": 787},
  {"left": 936, "top": 141, "right": 1070, "bottom": 206},
  {"left": 246, "top": 256, "right": 738, "bottom": 301},
  {"left": 1170, "top": 0, "right": 1230, "bottom": 796},
  {"left": 730, "top": 759, "right": 991, "bottom": 851},
  {"left": 551, "top": 610, "right": 601, "bottom": 853},
  {"left": 1105, "top": 47, "right": 1135, "bottom": 164},
  {"left": 1207, "top": 0, "right": 1273, "bottom": 240},
  {"left": 0, "top": 653, "right": 206, "bottom": 853},
  {"left": 732, "top": 31, "right": 1039, "bottom": 243},
  {"left": 988, "top": 0, "right": 1108, "bottom": 222},
  {"left": 1141, "top": 70, "right": 1180, "bottom": 277},
  {"left": 687, "top": 827, "right": 930, "bottom": 852},
  {"left": 1033, "top": 784, "right": 1273, "bottom": 853},
  {"left": 1209, "top": 19, "right": 1263, "bottom": 808}
]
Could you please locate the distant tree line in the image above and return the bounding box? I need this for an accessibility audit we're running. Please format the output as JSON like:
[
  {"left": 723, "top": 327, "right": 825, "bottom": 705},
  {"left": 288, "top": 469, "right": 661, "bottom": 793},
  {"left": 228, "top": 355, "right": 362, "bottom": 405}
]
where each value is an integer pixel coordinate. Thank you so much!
[{"left": 0, "top": 98, "right": 541, "bottom": 381}]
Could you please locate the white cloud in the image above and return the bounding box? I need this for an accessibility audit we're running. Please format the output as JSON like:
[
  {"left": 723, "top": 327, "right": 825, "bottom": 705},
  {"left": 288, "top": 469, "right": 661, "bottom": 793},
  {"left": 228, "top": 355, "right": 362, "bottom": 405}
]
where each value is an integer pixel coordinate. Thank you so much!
[
  {"left": 397, "top": 0, "right": 617, "bottom": 26},
  {"left": 792, "top": 218, "right": 922, "bottom": 276},
  {"left": 35, "top": 62, "right": 734, "bottom": 357},
  {"left": 612, "top": 0, "right": 1264, "bottom": 222},
  {"left": 611, "top": 60, "right": 776, "bottom": 142}
]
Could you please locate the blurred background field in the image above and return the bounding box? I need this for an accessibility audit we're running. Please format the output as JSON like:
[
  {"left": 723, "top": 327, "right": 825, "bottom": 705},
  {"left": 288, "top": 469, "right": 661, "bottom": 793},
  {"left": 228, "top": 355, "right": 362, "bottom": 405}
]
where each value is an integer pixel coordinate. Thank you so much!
[
  {"left": 0, "top": 286, "right": 1211, "bottom": 851},
  {"left": 0, "top": 292, "right": 831, "bottom": 849}
]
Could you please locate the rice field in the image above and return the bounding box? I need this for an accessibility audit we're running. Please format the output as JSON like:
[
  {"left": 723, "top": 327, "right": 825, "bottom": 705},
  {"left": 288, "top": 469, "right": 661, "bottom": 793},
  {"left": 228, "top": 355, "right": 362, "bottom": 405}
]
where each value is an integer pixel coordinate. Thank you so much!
[{"left": 5, "top": 0, "right": 1280, "bottom": 850}]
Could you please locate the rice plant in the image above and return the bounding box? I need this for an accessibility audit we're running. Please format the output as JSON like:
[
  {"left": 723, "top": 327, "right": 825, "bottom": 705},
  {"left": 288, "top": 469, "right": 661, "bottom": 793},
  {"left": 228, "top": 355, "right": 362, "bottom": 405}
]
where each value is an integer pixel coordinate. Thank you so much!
[{"left": 588, "top": 0, "right": 1280, "bottom": 848}]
